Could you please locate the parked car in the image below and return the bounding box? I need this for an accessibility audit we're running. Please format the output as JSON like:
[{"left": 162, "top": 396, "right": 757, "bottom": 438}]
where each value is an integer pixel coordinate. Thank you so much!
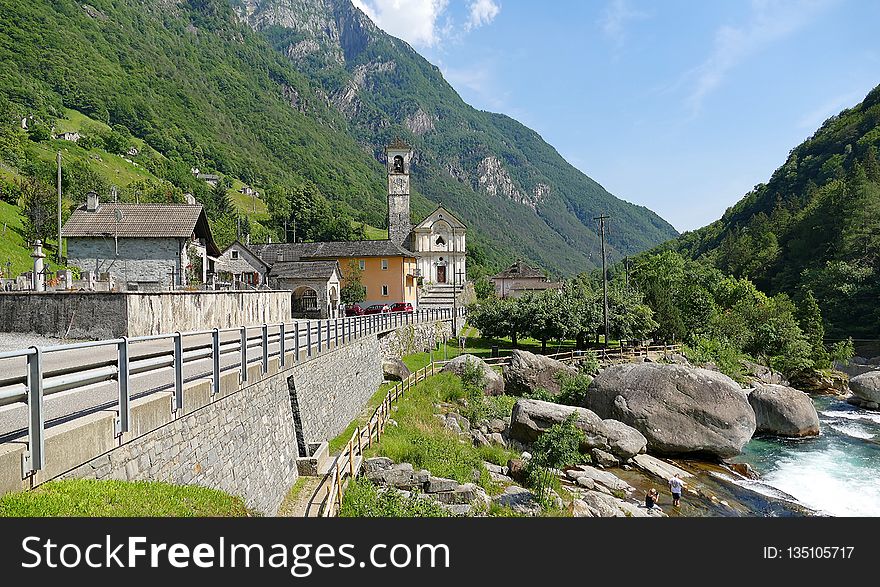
[
  {"left": 345, "top": 303, "right": 364, "bottom": 316},
  {"left": 363, "top": 303, "right": 391, "bottom": 315},
  {"left": 390, "top": 302, "right": 413, "bottom": 313}
]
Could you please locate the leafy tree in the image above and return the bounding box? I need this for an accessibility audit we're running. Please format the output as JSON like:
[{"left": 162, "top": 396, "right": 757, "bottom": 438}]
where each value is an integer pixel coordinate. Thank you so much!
[
  {"left": 796, "top": 290, "right": 830, "bottom": 368},
  {"left": 18, "top": 176, "right": 56, "bottom": 243},
  {"left": 340, "top": 260, "right": 367, "bottom": 304}
]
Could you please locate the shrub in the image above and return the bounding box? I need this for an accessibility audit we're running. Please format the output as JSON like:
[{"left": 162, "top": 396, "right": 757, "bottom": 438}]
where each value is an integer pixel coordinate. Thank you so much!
[
  {"left": 577, "top": 351, "right": 600, "bottom": 376},
  {"left": 523, "top": 388, "right": 556, "bottom": 402},
  {"left": 829, "top": 337, "right": 855, "bottom": 364},
  {"left": 525, "top": 414, "right": 586, "bottom": 505},
  {"left": 555, "top": 373, "right": 593, "bottom": 406}
]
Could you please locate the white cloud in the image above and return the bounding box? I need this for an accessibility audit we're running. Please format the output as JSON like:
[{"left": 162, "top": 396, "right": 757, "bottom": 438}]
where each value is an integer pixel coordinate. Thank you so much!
[
  {"left": 601, "top": 0, "right": 648, "bottom": 46},
  {"left": 352, "top": 0, "right": 450, "bottom": 47},
  {"left": 466, "top": 0, "right": 500, "bottom": 31},
  {"left": 352, "top": 0, "right": 500, "bottom": 48},
  {"left": 685, "top": 0, "right": 835, "bottom": 114}
]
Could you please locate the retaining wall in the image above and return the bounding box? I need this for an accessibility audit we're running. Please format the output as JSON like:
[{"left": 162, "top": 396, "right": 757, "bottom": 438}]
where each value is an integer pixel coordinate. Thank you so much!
[{"left": 378, "top": 320, "right": 453, "bottom": 360}]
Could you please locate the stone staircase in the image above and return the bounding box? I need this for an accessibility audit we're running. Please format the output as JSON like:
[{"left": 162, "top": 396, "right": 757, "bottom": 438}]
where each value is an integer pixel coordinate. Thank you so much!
[{"left": 418, "top": 283, "right": 466, "bottom": 310}]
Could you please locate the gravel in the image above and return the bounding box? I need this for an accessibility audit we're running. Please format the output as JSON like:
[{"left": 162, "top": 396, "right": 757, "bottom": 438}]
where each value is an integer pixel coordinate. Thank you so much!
[{"left": 0, "top": 333, "right": 88, "bottom": 353}]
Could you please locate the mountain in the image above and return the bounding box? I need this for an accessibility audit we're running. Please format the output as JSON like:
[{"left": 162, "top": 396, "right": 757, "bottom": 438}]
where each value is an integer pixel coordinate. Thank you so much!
[
  {"left": 669, "top": 84, "right": 880, "bottom": 338},
  {"left": 0, "top": 0, "right": 677, "bottom": 277},
  {"left": 231, "top": 0, "right": 678, "bottom": 274}
]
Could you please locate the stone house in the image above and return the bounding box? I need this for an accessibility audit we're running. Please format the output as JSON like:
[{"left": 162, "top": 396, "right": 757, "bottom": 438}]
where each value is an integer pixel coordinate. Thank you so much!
[
  {"left": 56, "top": 131, "right": 80, "bottom": 142},
  {"left": 491, "top": 260, "right": 562, "bottom": 298},
  {"left": 267, "top": 260, "right": 342, "bottom": 318},
  {"left": 215, "top": 241, "right": 268, "bottom": 289},
  {"left": 196, "top": 173, "right": 220, "bottom": 187},
  {"left": 61, "top": 191, "right": 221, "bottom": 291}
]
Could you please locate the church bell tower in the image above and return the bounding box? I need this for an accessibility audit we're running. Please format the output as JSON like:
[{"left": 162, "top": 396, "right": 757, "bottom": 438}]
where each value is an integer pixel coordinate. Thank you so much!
[{"left": 385, "top": 139, "right": 412, "bottom": 247}]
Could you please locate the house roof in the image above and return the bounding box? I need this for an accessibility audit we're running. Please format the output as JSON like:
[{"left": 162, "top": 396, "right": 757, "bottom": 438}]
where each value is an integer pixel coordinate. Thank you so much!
[
  {"left": 61, "top": 203, "right": 221, "bottom": 256},
  {"left": 491, "top": 260, "right": 548, "bottom": 281},
  {"left": 252, "top": 240, "right": 415, "bottom": 264},
  {"left": 269, "top": 261, "right": 340, "bottom": 280}
]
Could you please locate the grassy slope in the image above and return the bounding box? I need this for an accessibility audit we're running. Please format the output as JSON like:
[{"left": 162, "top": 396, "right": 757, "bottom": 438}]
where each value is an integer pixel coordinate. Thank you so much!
[{"left": 0, "top": 479, "right": 251, "bottom": 517}]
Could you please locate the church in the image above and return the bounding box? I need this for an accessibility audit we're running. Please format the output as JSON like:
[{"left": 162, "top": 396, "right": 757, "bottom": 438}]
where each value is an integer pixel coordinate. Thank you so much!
[
  {"left": 385, "top": 139, "right": 467, "bottom": 290},
  {"left": 251, "top": 139, "right": 467, "bottom": 314}
]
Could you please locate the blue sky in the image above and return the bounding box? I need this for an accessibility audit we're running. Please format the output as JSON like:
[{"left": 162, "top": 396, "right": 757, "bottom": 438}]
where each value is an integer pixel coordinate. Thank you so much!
[{"left": 352, "top": 0, "right": 880, "bottom": 232}]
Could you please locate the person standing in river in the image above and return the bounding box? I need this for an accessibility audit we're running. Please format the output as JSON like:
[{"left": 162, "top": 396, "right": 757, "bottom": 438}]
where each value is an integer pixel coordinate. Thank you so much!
[{"left": 669, "top": 474, "right": 684, "bottom": 507}]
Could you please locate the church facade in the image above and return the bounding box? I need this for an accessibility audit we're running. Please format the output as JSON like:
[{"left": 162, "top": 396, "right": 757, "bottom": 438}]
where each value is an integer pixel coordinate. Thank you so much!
[{"left": 385, "top": 139, "right": 467, "bottom": 289}]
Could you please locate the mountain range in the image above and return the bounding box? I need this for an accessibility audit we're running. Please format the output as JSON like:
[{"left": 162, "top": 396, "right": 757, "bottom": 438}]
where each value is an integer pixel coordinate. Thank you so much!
[{"left": 0, "top": 0, "right": 677, "bottom": 277}]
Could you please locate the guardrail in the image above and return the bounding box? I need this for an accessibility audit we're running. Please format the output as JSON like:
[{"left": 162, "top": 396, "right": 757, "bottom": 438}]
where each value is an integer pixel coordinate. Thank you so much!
[
  {"left": 0, "top": 306, "right": 465, "bottom": 479},
  {"left": 319, "top": 362, "right": 439, "bottom": 517}
]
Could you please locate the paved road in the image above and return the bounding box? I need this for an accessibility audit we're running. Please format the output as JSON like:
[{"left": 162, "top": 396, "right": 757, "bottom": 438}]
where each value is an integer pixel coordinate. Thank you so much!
[{"left": 0, "top": 313, "right": 432, "bottom": 441}]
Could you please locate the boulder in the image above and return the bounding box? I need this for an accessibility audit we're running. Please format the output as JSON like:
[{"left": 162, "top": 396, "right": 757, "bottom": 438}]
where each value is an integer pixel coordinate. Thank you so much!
[
  {"left": 584, "top": 363, "right": 756, "bottom": 458},
  {"left": 741, "top": 360, "right": 789, "bottom": 387},
  {"left": 492, "top": 486, "right": 542, "bottom": 515},
  {"left": 502, "top": 349, "right": 578, "bottom": 396},
  {"left": 441, "top": 354, "right": 505, "bottom": 395},
  {"left": 382, "top": 358, "right": 411, "bottom": 381},
  {"left": 850, "top": 371, "right": 880, "bottom": 404},
  {"left": 363, "top": 456, "right": 393, "bottom": 474},
  {"left": 590, "top": 448, "right": 619, "bottom": 468},
  {"left": 506, "top": 458, "right": 526, "bottom": 482},
  {"left": 509, "top": 398, "right": 647, "bottom": 459},
  {"left": 747, "top": 384, "right": 820, "bottom": 437},
  {"left": 487, "top": 418, "right": 507, "bottom": 433},
  {"left": 565, "top": 465, "right": 635, "bottom": 495},
  {"left": 631, "top": 454, "right": 693, "bottom": 482},
  {"left": 577, "top": 490, "right": 661, "bottom": 517}
]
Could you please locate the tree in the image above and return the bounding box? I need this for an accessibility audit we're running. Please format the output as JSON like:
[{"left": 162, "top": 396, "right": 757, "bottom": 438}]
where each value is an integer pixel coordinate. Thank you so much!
[
  {"left": 796, "top": 290, "right": 829, "bottom": 368},
  {"left": 19, "top": 176, "right": 56, "bottom": 243},
  {"left": 340, "top": 260, "right": 367, "bottom": 304}
]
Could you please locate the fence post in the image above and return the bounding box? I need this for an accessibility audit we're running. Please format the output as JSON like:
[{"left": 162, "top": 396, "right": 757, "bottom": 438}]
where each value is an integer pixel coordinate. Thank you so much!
[
  {"left": 317, "top": 320, "right": 322, "bottom": 353},
  {"left": 211, "top": 329, "right": 220, "bottom": 396},
  {"left": 367, "top": 420, "right": 373, "bottom": 448},
  {"left": 23, "top": 347, "right": 44, "bottom": 475},
  {"left": 240, "top": 326, "right": 248, "bottom": 383},
  {"left": 279, "top": 323, "right": 286, "bottom": 367},
  {"left": 117, "top": 337, "right": 130, "bottom": 434},
  {"left": 348, "top": 440, "right": 354, "bottom": 478},
  {"left": 261, "top": 323, "right": 269, "bottom": 374},
  {"left": 326, "top": 318, "right": 331, "bottom": 349},
  {"left": 295, "top": 322, "right": 300, "bottom": 362},
  {"left": 307, "top": 320, "right": 313, "bottom": 357},
  {"left": 173, "top": 332, "right": 184, "bottom": 413},
  {"left": 335, "top": 466, "right": 343, "bottom": 511},
  {"left": 335, "top": 318, "right": 339, "bottom": 347}
]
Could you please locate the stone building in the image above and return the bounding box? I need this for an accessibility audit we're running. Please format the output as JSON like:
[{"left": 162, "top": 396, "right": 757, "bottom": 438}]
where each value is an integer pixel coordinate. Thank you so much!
[
  {"left": 61, "top": 192, "right": 220, "bottom": 291},
  {"left": 490, "top": 260, "right": 562, "bottom": 298},
  {"left": 215, "top": 241, "right": 268, "bottom": 289},
  {"left": 267, "top": 260, "right": 342, "bottom": 318}
]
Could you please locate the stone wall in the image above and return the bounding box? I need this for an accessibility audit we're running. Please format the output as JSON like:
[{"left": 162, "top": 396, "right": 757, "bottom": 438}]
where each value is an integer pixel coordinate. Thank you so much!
[
  {"left": 125, "top": 290, "right": 293, "bottom": 336},
  {"left": 0, "top": 292, "right": 128, "bottom": 339},
  {"left": 62, "top": 362, "right": 298, "bottom": 516},
  {"left": 378, "top": 320, "right": 453, "bottom": 360},
  {"left": 287, "top": 335, "right": 384, "bottom": 446},
  {"left": 67, "top": 237, "right": 182, "bottom": 289},
  {"left": 0, "top": 291, "right": 293, "bottom": 338}
]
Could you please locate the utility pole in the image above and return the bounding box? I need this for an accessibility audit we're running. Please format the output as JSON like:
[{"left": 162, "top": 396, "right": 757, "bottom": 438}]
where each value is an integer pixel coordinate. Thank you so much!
[
  {"left": 56, "top": 152, "right": 62, "bottom": 264},
  {"left": 594, "top": 214, "right": 610, "bottom": 348}
]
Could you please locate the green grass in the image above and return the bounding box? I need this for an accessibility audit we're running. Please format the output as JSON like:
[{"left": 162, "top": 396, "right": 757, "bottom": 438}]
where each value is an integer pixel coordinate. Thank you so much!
[
  {"left": 0, "top": 201, "right": 66, "bottom": 275},
  {"left": 363, "top": 373, "right": 519, "bottom": 490},
  {"left": 340, "top": 476, "right": 449, "bottom": 517},
  {"left": 0, "top": 479, "right": 252, "bottom": 517},
  {"left": 276, "top": 476, "right": 310, "bottom": 517},
  {"left": 359, "top": 222, "right": 387, "bottom": 240}
]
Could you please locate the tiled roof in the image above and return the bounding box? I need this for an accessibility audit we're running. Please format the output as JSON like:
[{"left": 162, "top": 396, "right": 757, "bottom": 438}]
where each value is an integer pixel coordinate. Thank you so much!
[
  {"left": 252, "top": 240, "right": 415, "bottom": 264},
  {"left": 270, "top": 261, "right": 340, "bottom": 280},
  {"left": 61, "top": 203, "right": 220, "bottom": 256},
  {"left": 491, "top": 260, "right": 548, "bottom": 280}
]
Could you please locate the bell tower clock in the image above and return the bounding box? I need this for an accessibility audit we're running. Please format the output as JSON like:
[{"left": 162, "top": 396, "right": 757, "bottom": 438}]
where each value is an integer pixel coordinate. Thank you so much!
[{"left": 385, "top": 138, "right": 413, "bottom": 247}]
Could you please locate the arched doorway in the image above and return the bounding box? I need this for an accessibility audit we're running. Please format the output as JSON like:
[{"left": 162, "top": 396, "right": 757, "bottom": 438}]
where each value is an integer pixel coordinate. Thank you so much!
[
  {"left": 329, "top": 285, "right": 339, "bottom": 317},
  {"left": 292, "top": 286, "right": 319, "bottom": 316}
]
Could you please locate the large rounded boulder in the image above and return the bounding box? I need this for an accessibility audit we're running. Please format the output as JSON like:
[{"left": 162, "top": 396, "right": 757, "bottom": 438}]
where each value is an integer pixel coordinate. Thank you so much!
[
  {"left": 509, "top": 398, "right": 647, "bottom": 460},
  {"left": 747, "top": 384, "right": 819, "bottom": 437},
  {"left": 441, "top": 354, "right": 505, "bottom": 395},
  {"left": 849, "top": 371, "right": 880, "bottom": 404},
  {"left": 584, "top": 363, "right": 756, "bottom": 459},
  {"left": 503, "top": 349, "right": 578, "bottom": 395}
]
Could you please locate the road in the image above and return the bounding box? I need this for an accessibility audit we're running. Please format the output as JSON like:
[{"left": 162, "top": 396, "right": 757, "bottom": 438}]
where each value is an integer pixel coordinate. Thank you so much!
[{"left": 0, "top": 312, "right": 430, "bottom": 441}]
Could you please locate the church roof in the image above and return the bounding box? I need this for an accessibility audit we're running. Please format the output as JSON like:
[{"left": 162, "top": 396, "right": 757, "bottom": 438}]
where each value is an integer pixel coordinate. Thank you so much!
[
  {"left": 413, "top": 204, "right": 466, "bottom": 230},
  {"left": 385, "top": 137, "right": 412, "bottom": 151},
  {"left": 252, "top": 240, "right": 416, "bottom": 265},
  {"left": 491, "top": 260, "right": 548, "bottom": 281}
]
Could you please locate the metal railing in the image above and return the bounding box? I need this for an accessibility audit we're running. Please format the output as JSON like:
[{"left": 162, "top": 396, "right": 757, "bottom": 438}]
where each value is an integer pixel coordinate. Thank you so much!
[
  {"left": 0, "top": 306, "right": 465, "bottom": 478},
  {"left": 319, "top": 362, "right": 438, "bottom": 517}
]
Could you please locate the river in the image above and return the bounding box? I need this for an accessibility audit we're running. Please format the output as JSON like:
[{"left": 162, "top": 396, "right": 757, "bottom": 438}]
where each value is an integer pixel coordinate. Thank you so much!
[{"left": 730, "top": 395, "right": 880, "bottom": 517}]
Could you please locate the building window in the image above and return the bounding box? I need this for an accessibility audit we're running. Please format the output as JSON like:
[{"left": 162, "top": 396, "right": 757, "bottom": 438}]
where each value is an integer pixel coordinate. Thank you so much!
[
  {"left": 382, "top": 285, "right": 389, "bottom": 296},
  {"left": 435, "top": 236, "right": 446, "bottom": 246},
  {"left": 359, "top": 259, "right": 366, "bottom": 271},
  {"left": 381, "top": 259, "right": 388, "bottom": 270},
  {"left": 231, "top": 250, "right": 239, "bottom": 260}
]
